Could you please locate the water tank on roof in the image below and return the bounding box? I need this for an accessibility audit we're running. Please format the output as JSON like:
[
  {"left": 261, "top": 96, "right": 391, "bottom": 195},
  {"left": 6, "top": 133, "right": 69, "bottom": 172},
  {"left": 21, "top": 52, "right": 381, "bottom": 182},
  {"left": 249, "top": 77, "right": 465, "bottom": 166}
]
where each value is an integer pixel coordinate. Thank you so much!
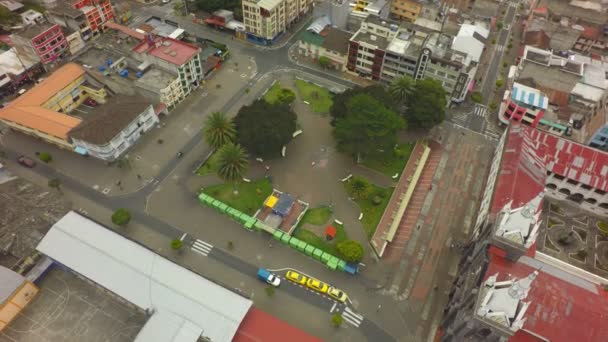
[
  {"left": 98, "top": 66, "right": 106, "bottom": 72},
  {"left": 120, "top": 69, "right": 129, "bottom": 78},
  {"left": 136, "top": 71, "right": 143, "bottom": 78},
  {"left": 107, "top": 59, "right": 113, "bottom": 66}
]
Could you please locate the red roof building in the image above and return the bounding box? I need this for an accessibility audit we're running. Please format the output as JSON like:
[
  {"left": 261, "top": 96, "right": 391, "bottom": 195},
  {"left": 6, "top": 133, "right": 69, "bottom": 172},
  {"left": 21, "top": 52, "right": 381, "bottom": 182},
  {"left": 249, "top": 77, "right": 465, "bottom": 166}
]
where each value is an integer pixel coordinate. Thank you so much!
[
  {"left": 440, "top": 123, "right": 608, "bottom": 342},
  {"left": 71, "top": 0, "right": 114, "bottom": 34},
  {"left": 234, "top": 308, "right": 322, "bottom": 342}
]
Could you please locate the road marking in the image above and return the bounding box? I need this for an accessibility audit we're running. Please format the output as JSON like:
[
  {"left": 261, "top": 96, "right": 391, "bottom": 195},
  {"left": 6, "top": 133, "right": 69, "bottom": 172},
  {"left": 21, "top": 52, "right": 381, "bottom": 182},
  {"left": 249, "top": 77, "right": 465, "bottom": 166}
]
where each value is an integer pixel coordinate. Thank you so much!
[
  {"left": 191, "top": 239, "right": 213, "bottom": 256},
  {"left": 330, "top": 302, "right": 337, "bottom": 313},
  {"left": 180, "top": 233, "right": 187, "bottom": 241},
  {"left": 249, "top": 72, "right": 258, "bottom": 79},
  {"left": 473, "top": 105, "right": 487, "bottom": 117},
  {"left": 342, "top": 306, "right": 364, "bottom": 327}
]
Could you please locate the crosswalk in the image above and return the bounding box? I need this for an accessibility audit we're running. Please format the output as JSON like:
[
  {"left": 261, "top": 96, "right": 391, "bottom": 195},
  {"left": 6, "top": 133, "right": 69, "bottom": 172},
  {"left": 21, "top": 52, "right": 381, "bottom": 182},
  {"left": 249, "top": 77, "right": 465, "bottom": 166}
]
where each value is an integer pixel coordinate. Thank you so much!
[
  {"left": 191, "top": 239, "right": 213, "bottom": 256},
  {"left": 342, "top": 306, "right": 364, "bottom": 327},
  {"left": 473, "top": 104, "right": 487, "bottom": 118}
]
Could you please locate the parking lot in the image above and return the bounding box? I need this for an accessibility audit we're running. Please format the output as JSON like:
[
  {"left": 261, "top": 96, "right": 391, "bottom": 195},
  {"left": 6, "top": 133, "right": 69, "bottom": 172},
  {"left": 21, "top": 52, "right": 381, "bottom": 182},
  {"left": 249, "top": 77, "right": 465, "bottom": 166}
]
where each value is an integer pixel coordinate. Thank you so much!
[{"left": 0, "top": 267, "right": 146, "bottom": 342}]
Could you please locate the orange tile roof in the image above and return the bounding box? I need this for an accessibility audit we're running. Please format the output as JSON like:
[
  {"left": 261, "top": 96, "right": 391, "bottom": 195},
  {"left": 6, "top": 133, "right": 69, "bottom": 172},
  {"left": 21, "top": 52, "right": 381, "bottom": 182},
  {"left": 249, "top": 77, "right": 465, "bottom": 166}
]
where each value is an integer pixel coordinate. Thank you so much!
[{"left": 0, "top": 63, "right": 84, "bottom": 140}]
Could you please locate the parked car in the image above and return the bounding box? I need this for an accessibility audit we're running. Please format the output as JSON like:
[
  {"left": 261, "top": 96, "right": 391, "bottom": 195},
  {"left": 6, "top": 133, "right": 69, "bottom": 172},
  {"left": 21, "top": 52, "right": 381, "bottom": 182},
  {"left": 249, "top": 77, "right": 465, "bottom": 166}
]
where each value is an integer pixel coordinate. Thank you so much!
[
  {"left": 17, "top": 156, "right": 36, "bottom": 168},
  {"left": 84, "top": 98, "right": 98, "bottom": 107},
  {"left": 257, "top": 268, "right": 281, "bottom": 287},
  {"left": 17, "top": 88, "right": 27, "bottom": 96},
  {"left": 306, "top": 278, "right": 329, "bottom": 293},
  {"left": 285, "top": 270, "right": 307, "bottom": 285},
  {"left": 327, "top": 287, "right": 348, "bottom": 302}
]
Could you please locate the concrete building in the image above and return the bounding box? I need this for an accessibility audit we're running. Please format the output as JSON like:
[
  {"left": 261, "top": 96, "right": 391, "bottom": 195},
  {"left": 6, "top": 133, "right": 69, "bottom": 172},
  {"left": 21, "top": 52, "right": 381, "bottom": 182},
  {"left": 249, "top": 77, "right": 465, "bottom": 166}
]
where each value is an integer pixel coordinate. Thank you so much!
[
  {"left": 347, "top": 15, "right": 477, "bottom": 102},
  {"left": 242, "top": 0, "right": 313, "bottom": 44},
  {"left": 69, "top": 96, "right": 158, "bottom": 160},
  {"left": 65, "top": 29, "right": 86, "bottom": 55},
  {"left": 11, "top": 23, "right": 69, "bottom": 64},
  {"left": 20, "top": 10, "right": 45, "bottom": 26},
  {"left": 71, "top": 0, "right": 114, "bottom": 36},
  {"left": 0, "top": 266, "right": 39, "bottom": 331},
  {"left": 0, "top": 47, "right": 40, "bottom": 89},
  {"left": 499, "top": 46, "right": 608, "bottom": 148},
  {"left": 46, "top": 3, "right": 93, "bottom": 41},
  {"left": 441, "top": 123, "right": 608, "bottom": 342},
  {"left": 390, "top": 0, "right": 422, "bottom": 22},
  {"left": 297, "top": 19, "right": 352, "bottom": 71}
]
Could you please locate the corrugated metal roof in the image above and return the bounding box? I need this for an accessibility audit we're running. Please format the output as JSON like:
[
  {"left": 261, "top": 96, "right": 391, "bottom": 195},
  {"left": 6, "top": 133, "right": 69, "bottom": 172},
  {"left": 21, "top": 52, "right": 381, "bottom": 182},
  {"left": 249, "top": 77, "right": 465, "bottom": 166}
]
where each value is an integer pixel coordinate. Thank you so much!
[
  {"left": 511, "top": 82, "right": 549, "bottom": 109},
  {"left": 307, "top": 16, "right": 331, "bottom": 34},
  {"left": 36, "top": 212, "right": 252, "bottom": 342}
]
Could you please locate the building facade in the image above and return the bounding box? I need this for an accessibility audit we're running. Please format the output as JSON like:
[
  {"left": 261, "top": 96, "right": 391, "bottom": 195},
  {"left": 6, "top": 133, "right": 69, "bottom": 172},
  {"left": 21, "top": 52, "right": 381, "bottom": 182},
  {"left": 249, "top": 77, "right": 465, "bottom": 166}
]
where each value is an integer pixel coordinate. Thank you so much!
[
  {"left": 71, "top": 0, "right": 114, "bottom": 36},
  {"left": 297, "top": 27, "right": 352, "bottom": 71},
  {"left": 390, "top": 0, "right": 421, "bottom": 22},
  {"left": 47, "top": 4, "right": 93, "bottom": 41},
  {"left": 11, "top": 23, "right": 69, "bottom": 64},
  {"left": 242, "top": 0, "right": 312, "bottom": 44}
]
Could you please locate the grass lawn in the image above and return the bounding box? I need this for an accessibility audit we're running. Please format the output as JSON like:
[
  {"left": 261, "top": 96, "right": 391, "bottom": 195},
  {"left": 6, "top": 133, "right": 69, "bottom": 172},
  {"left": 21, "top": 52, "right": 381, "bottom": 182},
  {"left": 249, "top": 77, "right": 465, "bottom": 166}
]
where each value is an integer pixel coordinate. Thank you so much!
[
  {"left": 264, "top": 81, "right": 283, "bottom": 104},
  {"left": 345, "top": 180, "right": 394, "bottom": 239},
  {"left": 195, "top": 151, "right": 220, "bottom": 176},
  {"left": 299, "top": 206, "right": 332, "bottom": 226},
  {"left": 202, "top": 178, "right": 273, "bottom": 215},
  {"left": 362, "top": 143, "right": 415, "bottom": 177},
  {"left": 295, "top": 79, "right": 333, "bottom": 113},
  {"left": 295, "top": 223, "right": 347, "bottom": 256}
]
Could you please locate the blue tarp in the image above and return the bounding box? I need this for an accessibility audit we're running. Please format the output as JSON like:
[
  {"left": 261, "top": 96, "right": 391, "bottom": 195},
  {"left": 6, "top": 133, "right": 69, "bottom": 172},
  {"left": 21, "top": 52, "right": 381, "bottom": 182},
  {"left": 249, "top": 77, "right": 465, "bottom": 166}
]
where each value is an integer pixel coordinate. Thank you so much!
[
  {"left": 273, "top": 194, "right": 294, "bottom": 217},
  {"left": 74, "top": 146, "right": 88, "bottom": 155}
]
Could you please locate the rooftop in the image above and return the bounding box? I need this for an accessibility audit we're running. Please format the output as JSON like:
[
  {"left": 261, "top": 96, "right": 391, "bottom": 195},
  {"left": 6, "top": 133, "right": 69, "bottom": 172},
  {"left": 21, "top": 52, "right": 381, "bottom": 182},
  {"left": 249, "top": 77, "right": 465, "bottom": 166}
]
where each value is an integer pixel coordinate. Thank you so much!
[
  {"left": 233, "top": 308, "right": 322, "bottom": 342},
  {"left": 13, "top": 22, "right": 58, "bottom": 40},
  {"left": 133, "top": 37, "right": 200, "bottom": 66},
  {"left": 0, "top": 47, "right": 38, "bottom": 76},
  {"left": 0, "top": 266, "right": 24, "bottom": 304},
  {"left": 511, "top": 82, "right": 549, "bottom": 110},
  {"left": 539, "top": 0, "right": 607, "bottom": 24},
  {"left": 0, "top": 0, "right": 23, "bottom": 12},
  {"left": 352, "top": 29, "right": 389, "bottom": 49},
  {"left": 68, "top": 95, "right": 152, "bottom": 145},
  {"left": 299, "top": 30, "right": 325, "bottom": 46},
  {"left": 47, "top": 2, "right": 84, "bottom": 18},
  {"left": 321, "top": 28, "right": 352, "bottom": 55},
  {"left": 519, "top": 61, "right": 580, "bottom": 94},
  {"left": 136, "top": 68, "right": 176, "bottom": 91},
  {"left": 105, "top": 22, "right": 145, "bottom": 40},
  {"left": 0, "top": 63, "right": 85, "bottom": 140}
]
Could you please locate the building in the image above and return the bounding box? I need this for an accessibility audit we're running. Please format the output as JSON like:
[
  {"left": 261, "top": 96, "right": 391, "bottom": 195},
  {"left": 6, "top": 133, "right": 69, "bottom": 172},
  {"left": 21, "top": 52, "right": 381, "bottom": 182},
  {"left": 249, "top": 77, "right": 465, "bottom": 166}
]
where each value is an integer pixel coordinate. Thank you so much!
[
  {"left": 390, "top": 0, "right": 422, "bottom": 22},
  {"left": 47, "top": 3, "right": 93, "bottom": 42},
  {"left": 0, "top": 0, "right": 23, "bottom": 12},
  {"left": 133, "top": 35, "right": 204, "bottom": 100},
  {"left": 0, "top": 47, "right": 40, "bottom": 89},
  {"left": 11, "top": 23, "right": 69, "bottom": 64},
  {"left": 499, "top": 45, "right": 608, "bottom": 148},
  {"left": 441, "top": 123, "right": 608, "bottom": 341},
  {"left": 451, "top": 23, "right": 489, "bottom": 65},
  {"left": 347, "top": 15, "right": 477, "bottom": 102},
  {"left": 242, "top": 0, "right": 313, "bottom": 44},
  {"left": 20, "top": 10, "right": 45, "bottom": 26},
  {"left": 0, "top": 266, "right": 39, "bottom": 331},
  {"left": 69, "top": 96, "right": 159, "bottom": 160},
  {"left": 71, "top": 0, "right": 114, "bottom": 36},
  {"left": 65, "top": 29, "right": 85, "bottom": 54},
  {"left": 297, "top": 19, "right": 352, "bottom": 71}
]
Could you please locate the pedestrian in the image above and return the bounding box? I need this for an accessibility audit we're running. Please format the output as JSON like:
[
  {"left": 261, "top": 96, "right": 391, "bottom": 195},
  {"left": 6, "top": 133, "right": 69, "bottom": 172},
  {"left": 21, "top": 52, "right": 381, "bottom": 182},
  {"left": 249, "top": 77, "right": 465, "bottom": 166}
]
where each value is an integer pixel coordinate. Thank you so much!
[{"left": 376, "top": 304, "right": 382, "bottom": 312}]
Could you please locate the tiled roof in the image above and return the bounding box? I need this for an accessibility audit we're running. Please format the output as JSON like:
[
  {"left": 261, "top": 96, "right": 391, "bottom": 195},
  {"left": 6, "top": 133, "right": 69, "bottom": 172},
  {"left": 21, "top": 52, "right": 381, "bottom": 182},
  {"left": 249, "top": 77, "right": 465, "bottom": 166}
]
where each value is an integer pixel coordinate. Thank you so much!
[
  {"left": 133, "top": 37, "right": 200, "bottom": 66},
  {"left": 485, "top": 248, "right": 608, "bottom": 342},
  {"left": 298, "top": 30, "right": 325, "bottom": 46},
  {"left": 0, "top": 63, "right": 85, "bottom": 140},
  {"left": 105, "top": 22, "right": 145, "bottom": 40},
  {"left": 523, "top": 30, "right": 550, "bottom": 49},
  {"left": 69, "top": 96, "right": 151, "bottom": 145}
]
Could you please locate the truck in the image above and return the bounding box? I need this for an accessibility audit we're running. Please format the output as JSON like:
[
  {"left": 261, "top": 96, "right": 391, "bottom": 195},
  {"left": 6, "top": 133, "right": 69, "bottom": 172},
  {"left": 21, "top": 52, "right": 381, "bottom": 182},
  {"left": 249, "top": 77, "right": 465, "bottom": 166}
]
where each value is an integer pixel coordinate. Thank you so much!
[
  {"left": 257, "top": 268, "right": 281, "bottom": 287},
  {"left": 203, "top": 10, "right": 245, "bottom": 33}
]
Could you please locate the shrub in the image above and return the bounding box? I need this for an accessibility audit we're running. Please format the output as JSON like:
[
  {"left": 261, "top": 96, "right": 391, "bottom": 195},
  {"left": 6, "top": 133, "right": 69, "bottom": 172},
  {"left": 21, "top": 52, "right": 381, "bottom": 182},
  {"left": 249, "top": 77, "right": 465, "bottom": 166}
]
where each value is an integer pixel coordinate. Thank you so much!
[
  {"left": 471, "top": 91, "right": 483, "bottom": 103},
  {"left": 171, "top": 239, "right": 183, "bottom": 250},
  {"left": 331, "top": 314, "right": 343, "bottom": 328},
  {"left": 491, "top": 39, "right": 496, "bottom": 44},
  {"left": 502, "top": 62, "right": 508, "bottom": 68},
  {"left": 39, "top": 152, "right": 52, "bottom": 163},
  {"left": 372, "top": 195, "right": 382, "bottom": 205},
  {"left": 495, "top": 79, "right": 504, "bottom": 88},
  {"left": 507, "top": 43, "right": 513, "bottom": 49},
  {"left": 496, "top": 22, "right": 503, "bottom": 30},
  {"left": 336, "top": 240, "right": 364, "bottom": 263},
  {"left": 111, "top": 208, "right": 131, "bottom": 226}
]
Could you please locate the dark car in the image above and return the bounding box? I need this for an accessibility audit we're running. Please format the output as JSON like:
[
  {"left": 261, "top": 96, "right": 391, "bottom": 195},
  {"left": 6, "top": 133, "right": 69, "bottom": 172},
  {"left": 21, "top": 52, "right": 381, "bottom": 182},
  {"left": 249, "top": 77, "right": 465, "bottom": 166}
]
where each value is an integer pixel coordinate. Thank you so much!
[
  {"left": 18, "top": 156, "right": 36, "bottom": 168},
  {"left": 84, "top": 98, "right": 98, "bottom": 107}
]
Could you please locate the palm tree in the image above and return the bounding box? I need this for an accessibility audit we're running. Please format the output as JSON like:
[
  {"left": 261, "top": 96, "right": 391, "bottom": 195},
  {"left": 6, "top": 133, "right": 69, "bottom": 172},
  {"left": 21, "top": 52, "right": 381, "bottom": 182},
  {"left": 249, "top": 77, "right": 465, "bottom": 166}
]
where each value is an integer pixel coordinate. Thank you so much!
[
  {"left": 216, "top": 142, "right": 248, "bottom": 194},
  {"left": 203, "top": 111, "right": 236, "bottom": 149},
  {"left": 389, "top": 75, "right": 414, "bottom": 103},
  {"left": 350, "top": 176, "right": 370, "bottom": 199}
]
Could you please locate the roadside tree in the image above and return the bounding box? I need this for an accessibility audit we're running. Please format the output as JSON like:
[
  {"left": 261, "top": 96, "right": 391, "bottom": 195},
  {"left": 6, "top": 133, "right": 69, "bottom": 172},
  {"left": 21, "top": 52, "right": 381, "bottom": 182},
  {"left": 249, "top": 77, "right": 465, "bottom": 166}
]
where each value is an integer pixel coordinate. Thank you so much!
[
  {"left": 389, "top": 75, "right": 414, "bottom": 103},
  {"left": 349, "top": 176, "right": 371, "bottom": 199},
  {"left": 38, "top": 152, "right": 52, "bottom": 163},
  {"left": 331, "top": 313, "right": 343, "bottom": 328},
  {"left": 111, "top": 208, "right": 131, "bottom": 227},
  {"left": 318, "top": 56, "right": 332, "bottom": 69},
  {"left": 216, "top": 142, "right": 248, "bottom": 193},
  {"left": 406, "top": 78, "right": 447, "bottom": 129},
  {"left": 277, "top": 88, "right": 295, "bottom": 105},
  {"left": 48, "top": 178, "right": 61, "bottom": 191},
  {"left": 330, "top": 85, "right": 397, "bottom": 126},
  {"left": 234, "top": 99, "right": 296, "bottom": 158},
  {"left": 334, "top": 94, "right": 404, "bottom": 160},
  {"left": 203, "top": 111, "right": 236, "bottom": 149},
  {"left": 171, "top": 238, "right": 183, "bottom": 250},
  {"left": 337, "top": 240, "right": 364, "bottom": 263}
]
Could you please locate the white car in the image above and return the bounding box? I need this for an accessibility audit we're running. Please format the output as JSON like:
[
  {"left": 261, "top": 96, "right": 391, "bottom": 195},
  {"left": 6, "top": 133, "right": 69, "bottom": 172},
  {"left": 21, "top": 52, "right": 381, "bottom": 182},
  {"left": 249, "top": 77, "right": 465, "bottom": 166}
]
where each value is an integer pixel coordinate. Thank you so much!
[{"left": 162, "top": 0, "right": 171, "bottom": 3}]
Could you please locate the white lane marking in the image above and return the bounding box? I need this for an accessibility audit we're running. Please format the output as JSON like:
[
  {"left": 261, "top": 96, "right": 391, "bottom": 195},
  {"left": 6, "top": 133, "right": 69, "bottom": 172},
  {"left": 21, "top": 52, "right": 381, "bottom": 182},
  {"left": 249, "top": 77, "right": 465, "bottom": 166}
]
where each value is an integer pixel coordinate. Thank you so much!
[
  {"left": 342, "top": 306, "right": 364, "bottom": 327},
  {"left": 191, "top": 239, "right": 213, "bottom": 256},
  {"left": 330, "top": 302, "right": 337, "bottom": 313}
]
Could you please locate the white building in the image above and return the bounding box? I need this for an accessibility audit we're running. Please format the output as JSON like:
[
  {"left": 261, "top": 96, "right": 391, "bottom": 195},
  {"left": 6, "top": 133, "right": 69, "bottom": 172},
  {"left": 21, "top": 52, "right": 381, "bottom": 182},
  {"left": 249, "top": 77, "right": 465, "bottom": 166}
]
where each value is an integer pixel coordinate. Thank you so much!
[
  {"left": 69, "top": 95, "right": 159, "bottom": 161},
  {"left": 242, "top": 0, "right": 313, "bottom": 44},
  {"left": 451, "top": 23, "right": 489, "bottom": 64}
]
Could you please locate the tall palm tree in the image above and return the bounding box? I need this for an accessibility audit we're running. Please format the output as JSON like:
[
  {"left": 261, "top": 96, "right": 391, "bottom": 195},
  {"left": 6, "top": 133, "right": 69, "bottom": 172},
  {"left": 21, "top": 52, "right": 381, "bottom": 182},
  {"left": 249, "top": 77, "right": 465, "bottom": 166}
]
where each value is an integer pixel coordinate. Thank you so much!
[
  {"left": 389, "top": 75, "right": 414, "bottom": 103},
  {"left": 217, "top": 142, "right": 249, "bottom": 194},
  {"left": 203, "top": 111, "right": 236, "bottom": 149}
]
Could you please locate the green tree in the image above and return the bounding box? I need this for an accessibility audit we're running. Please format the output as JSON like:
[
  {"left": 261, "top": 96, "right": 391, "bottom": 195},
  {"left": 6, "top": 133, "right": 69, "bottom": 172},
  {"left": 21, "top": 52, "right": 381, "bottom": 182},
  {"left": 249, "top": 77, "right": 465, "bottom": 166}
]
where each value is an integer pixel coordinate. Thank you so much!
[
  {"left": 389, "top": 75, "right": 414, "bottom": 103},
  {"left": 471, "top": 91, "right": 483, "bottom": 103},
  {"left": 38, "top": 152, "right": 52, "bottom": 163},
  {"left": 334, "top": 94, "right": 405, "bottom": 160},
  {"left": 318, "top": 56, "right": 332, "bottom": 69},
  {"left": 216, "top": 142, "right": 248, "bottom": 193},
  {"left": 196, "top": 0, "right": 223, "bottom": 12},
  {"left": 406, "top": 78, "right": 447, "bottom": 129},
  {"left": 234, "top": 99, "right": 297, "bottom": 158},
  {"left": 331, "top": 313, "right": 343, "bottom": 327},
  {"left": 349, "top": 176, "right": 370, "bottom": 199},
  {"left": 277, "top": 88, "right": 295, "bottom": 105},
  {"left": 496, "top": 22, "right": 503, "bottom": 30},
  {"left": 330, "top": 85, "right": 397, "bottom": 126},
  {"left": 48, "top": 178, "right": 61, "bottom": 190},
  {"left": 495, "top": 79, "right": 504, "bottom": 88},
  {"left": 203, "top": 111, "right": 236, "bottom": 149},
  {"left": 111, "top": 208, "right": 131, "bottom": 226},
  {"left": 171, "top": 238, "right": 183, "bottom": 250},
  {"left": 336, "top": 240, "right": 364, "bottom": 263},
  {"left": 0, "top": 6, "right": 17, "bottom": 26}
]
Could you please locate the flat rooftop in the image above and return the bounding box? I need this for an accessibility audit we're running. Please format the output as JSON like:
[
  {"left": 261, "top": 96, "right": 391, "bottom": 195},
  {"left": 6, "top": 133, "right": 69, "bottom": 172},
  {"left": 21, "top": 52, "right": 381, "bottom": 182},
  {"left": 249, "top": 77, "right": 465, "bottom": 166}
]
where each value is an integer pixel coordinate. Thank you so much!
[
  {"left": 133, "top": 37, "right": 200, "bottom": 66},
  {"left": 13, "top": 22, "right": 56, "bottom": 40},
  {"left": 519, "top": 61, "right": 580, "bottom": 94},
  {"left": 0, "top": 266, "right": 146, "bottom": 342},
  {"left": 352, "top": 29, "right": 389, "bottom": 49}
]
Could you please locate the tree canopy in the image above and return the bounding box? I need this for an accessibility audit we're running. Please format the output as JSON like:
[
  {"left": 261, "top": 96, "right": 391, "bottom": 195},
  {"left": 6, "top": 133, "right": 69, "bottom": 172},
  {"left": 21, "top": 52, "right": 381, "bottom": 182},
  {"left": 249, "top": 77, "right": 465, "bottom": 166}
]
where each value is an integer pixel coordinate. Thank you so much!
[
  {"left": 333, "top": 94, "right": 405, "bottom": 159},
  {"left": 234, "top": 99, "right": 297, "bottom": 158},
  {"left": 329, "top": 85, "right": 397, "bottom": 126},
  {"left": 336, "top": 240, "right": 364, "bottom": 263},
  {"left": 111, "top": 208, "right": 131, "bottom": 226},
  {"left": 216, "top": 142, "right": 248, "bottom": 183},
  {"left": 203, "top": 111, "right": 236, "bottom": 149},
  {"left": 389, "top": 75, "right": 414, "bottom": 103},
  {"left": 406, "top": 78, "right": 447, "bottom": 129}
]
